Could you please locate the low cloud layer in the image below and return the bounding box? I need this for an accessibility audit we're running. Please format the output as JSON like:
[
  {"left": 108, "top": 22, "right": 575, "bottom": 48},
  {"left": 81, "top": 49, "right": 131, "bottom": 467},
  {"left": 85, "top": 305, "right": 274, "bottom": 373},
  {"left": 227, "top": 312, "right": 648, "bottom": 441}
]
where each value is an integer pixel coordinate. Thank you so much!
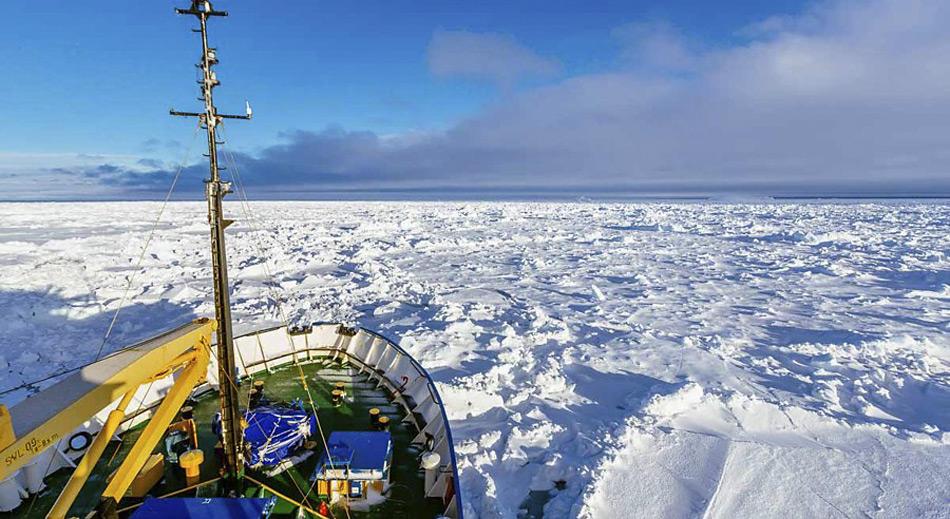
[
  {"left": 427, "top": 30, "right": 561, "bottom": 89},
  {"left": 10, "top": 0, "right": 950, "bottom": 199}
]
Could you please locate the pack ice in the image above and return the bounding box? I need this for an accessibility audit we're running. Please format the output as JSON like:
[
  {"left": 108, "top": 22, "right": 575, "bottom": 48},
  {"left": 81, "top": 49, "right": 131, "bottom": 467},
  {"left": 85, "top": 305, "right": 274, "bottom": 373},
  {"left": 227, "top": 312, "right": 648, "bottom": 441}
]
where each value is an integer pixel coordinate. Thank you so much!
[{"left": 0, "top": 201, "right": 947, "bottom": 518}]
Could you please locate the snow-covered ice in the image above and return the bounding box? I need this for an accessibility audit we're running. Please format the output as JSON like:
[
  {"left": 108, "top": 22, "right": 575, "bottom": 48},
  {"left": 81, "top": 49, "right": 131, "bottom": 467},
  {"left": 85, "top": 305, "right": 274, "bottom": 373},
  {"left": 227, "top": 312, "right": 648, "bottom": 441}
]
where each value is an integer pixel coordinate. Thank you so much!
[{"left": 0, "top": 201, "right": 947, "bottom": 518}]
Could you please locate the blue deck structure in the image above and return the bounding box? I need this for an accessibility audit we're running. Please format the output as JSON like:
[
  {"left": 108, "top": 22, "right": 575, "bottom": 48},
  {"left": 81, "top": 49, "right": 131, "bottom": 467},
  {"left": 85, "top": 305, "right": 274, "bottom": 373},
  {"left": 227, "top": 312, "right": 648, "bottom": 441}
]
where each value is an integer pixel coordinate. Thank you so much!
[
  {"left": 312, "top": 431, "right": 393, "bottom": 499},
  {"left": 130, "top": 497, "right": 276, "bottom": 518}
]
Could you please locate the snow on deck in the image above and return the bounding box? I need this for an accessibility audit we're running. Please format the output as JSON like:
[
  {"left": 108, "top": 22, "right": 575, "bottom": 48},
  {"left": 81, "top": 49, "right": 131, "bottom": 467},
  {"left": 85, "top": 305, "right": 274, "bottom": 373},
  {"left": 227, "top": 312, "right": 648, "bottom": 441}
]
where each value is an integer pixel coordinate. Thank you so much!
[{"left": 0, "top": 201, "right": 947, "bottom": 518}]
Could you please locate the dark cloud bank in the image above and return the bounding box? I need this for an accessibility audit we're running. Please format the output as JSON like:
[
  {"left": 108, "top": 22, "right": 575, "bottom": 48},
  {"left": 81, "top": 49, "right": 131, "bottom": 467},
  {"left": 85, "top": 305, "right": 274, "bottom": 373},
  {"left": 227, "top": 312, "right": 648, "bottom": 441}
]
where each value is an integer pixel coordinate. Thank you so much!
[{"left": 33, "top": 0, "right": 950, "bottom": 199}]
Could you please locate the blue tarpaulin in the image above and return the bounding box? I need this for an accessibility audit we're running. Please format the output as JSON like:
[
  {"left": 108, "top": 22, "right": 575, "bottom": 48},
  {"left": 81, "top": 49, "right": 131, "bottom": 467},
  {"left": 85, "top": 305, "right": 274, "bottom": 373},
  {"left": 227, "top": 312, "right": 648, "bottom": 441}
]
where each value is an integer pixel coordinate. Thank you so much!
[
  {"left": 130, "top": 497, "right": 276, "bottom": 518},
  {"left": 243, "top": 402, "right": 316, "bottom": 467}
]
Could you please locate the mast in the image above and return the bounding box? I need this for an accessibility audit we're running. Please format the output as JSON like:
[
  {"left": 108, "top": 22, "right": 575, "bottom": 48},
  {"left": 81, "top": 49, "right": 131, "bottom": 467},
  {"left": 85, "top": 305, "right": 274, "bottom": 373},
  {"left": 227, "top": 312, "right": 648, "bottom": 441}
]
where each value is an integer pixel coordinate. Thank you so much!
[{"left": 171, "top": 0, "right": 251, "bottom": 486}]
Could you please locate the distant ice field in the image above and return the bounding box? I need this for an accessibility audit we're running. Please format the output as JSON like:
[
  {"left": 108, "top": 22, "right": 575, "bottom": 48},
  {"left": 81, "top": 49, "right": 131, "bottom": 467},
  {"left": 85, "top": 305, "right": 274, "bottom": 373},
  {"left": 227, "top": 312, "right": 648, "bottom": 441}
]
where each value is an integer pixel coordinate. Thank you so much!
[{"left": 0, "top": 201, "right": 947, "bottom": 518}]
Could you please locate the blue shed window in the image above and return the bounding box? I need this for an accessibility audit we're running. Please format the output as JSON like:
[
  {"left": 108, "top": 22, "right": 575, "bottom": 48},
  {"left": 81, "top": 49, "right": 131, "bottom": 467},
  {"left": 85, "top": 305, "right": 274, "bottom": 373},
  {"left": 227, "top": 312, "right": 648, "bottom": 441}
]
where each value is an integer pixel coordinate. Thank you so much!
[{"left": 350, "top": 481, "right": 362, "bottom": 498}]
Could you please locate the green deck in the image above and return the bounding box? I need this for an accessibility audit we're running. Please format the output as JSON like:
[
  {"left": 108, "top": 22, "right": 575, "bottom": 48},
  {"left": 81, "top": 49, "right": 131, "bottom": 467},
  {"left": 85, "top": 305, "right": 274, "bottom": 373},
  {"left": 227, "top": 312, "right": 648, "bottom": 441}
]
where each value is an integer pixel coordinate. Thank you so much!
[{"left": 3, "top": 359, "right": 445, "bottom": 518}]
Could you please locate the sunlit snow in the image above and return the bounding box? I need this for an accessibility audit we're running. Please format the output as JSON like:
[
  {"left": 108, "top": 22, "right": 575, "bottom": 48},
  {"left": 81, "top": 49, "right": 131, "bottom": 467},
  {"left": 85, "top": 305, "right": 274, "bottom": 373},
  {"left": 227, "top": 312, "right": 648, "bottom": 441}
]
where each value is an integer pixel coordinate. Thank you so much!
[{"left": 0, "top": 201, "right": 947, "bottom": 518}]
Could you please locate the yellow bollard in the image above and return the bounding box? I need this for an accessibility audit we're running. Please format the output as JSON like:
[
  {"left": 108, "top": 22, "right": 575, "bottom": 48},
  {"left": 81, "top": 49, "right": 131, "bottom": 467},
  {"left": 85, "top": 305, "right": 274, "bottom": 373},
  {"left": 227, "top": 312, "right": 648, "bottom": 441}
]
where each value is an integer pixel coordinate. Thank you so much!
[{"left": 179, "top": 449, "right": 204, "bottom": 485}]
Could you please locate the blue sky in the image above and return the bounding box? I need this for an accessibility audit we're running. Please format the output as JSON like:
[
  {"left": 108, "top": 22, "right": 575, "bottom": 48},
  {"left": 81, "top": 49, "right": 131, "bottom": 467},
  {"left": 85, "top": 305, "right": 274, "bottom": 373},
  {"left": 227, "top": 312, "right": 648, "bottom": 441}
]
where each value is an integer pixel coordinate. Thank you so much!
[{"left": 2, "top": 0, "right": 949, "bottom": 198}]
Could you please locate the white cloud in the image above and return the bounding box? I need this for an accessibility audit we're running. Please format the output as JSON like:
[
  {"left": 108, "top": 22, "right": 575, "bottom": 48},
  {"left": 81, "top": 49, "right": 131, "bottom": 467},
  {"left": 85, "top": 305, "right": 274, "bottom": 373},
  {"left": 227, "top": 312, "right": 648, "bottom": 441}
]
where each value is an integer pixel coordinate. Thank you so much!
[
  {"left": 427, "top": 30, "right": 561, "bottom": 89},
  {"left": 410, "top": 0, "right": 950, "bottom": 193},
  {"left": 612, "top": 21, "right": 698, "bottom": 73},
  {"left": 31, "top": 0, "right": 950, "bottom": 197}
]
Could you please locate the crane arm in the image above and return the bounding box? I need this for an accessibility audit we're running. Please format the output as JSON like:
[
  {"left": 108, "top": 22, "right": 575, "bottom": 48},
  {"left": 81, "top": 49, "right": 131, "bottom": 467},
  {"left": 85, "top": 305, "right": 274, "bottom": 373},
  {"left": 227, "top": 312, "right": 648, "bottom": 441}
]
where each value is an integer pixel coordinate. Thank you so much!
[{"left": 0, "top": 319, "right": 216, "bottom": 517}]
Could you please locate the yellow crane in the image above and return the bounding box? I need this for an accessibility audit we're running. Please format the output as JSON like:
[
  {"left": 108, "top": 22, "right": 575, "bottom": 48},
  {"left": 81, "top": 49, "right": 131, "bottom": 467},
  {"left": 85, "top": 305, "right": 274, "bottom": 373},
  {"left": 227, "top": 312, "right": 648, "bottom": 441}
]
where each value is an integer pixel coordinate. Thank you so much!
[{"left": 0, "top": 319, "right": 215, "bottom": 519}]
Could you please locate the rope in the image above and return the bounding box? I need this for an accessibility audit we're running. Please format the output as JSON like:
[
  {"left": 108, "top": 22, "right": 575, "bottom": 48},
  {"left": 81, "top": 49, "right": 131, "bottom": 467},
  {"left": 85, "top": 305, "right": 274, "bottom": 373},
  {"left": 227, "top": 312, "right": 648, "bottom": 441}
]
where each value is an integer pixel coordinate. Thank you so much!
[
  {"left": 245, "top": 474, "right": 331, "bottom": 519},
  {"left": 217, "top": 127, "right": 352, "bottom": 518},
  {"left": 24, "top": 126, "right": 201, "bottom": 515},
  {"left": 216, "top": 132, "right": 316, "bottom": 410},
  {"left": 0, "top": 366, "right": 82, "bottom": 397},
  {"left": 93, "top": 125, "right": 202, "bottom": 362},
  {"left": 25, "top": 124, "right": 201, "bottom": 516},
  {"left": 0, "top": 130, "right": 207, "bottom": 398},
  {"left": 206, "top": 351, "right": 286, "bottom": 466},
  {"left": 209, "top": 352, "right": 321, "bottom": 511}
]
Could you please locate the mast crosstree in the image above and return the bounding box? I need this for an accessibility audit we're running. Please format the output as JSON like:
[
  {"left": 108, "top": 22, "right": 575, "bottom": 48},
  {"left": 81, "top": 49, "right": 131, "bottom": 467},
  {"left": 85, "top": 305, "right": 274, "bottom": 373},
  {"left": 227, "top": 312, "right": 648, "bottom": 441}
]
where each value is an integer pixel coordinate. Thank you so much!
[{"left": 170, "top": 0, "right": 251, "bottom": 488}]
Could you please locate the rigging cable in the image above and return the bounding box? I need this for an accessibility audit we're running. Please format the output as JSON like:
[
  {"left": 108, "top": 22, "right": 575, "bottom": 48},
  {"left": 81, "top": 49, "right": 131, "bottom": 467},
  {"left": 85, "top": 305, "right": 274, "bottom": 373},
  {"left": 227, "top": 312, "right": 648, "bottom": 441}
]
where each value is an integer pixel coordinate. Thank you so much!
[
  {"left": 209, "top": 350, "right": 324, "bottom": 512},
  {"left": 25, "top": 124, "right": 202, "bottom": 517},
  {"left": 217, "top": 127, "right": 353, "bottom": 518},
  {"left": 0, "top": 125, "right": 202, "bottom": 398},
  {"left": 93, "top": 124, "right": 202, "bottom": 362},
  {"left": 218, "top": 129, "right": 344, "bottom": 503}
]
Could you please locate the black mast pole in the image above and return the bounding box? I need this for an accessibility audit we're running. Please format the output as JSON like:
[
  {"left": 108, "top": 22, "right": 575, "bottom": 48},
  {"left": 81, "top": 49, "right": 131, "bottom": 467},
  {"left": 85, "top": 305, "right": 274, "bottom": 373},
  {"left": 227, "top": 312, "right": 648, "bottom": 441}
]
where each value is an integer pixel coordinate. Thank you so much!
[{"left": 171, "top": 0, "right": 251, "bottom": 489}]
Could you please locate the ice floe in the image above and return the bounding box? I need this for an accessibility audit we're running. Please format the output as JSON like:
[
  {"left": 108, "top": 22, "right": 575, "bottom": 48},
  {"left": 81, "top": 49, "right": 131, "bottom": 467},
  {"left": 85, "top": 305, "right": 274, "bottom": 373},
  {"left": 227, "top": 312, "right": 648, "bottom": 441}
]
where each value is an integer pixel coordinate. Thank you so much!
[{"left": 0, "top": 200, "right": 947, "bottom": 518}]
